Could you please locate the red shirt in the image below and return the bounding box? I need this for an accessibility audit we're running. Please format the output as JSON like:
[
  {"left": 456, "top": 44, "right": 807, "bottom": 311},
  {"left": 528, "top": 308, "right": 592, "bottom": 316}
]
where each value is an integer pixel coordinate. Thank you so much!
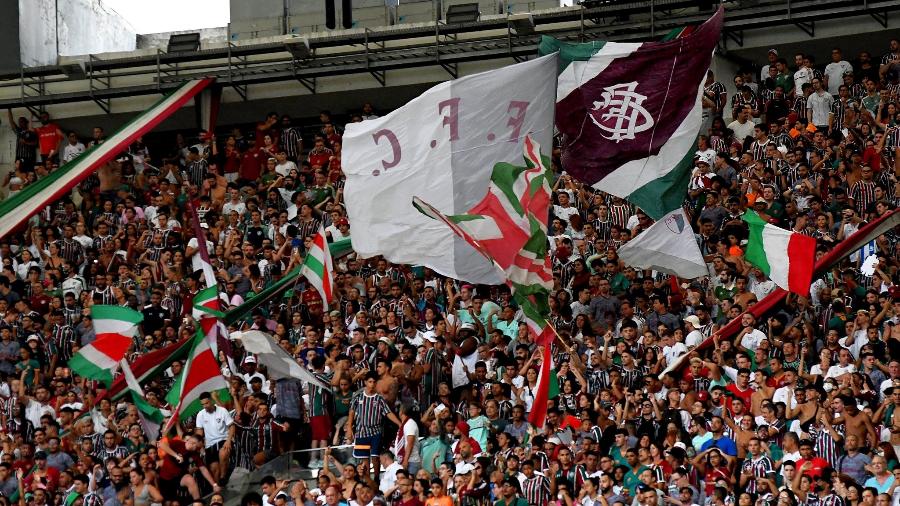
[
  {"left": 158, "top": 439, "right": 203, "bottom": 480},
  {"left": 302, "top": 287, "right": 323, "bottom": 313},
  {"left": 36, "top": 124, "right": 62, "bottom": 156},
  {"left": 725, "top": 383, "right": 753, "bottom": 408},
  {"left": 240, "top": 149, "right": 264, "bottom": 181},
  {"left": 23, "top": 465, "right": 60, "bottom": 492},
  {"left": 223, "top": 147, "right": 242, "bottom": 174}
]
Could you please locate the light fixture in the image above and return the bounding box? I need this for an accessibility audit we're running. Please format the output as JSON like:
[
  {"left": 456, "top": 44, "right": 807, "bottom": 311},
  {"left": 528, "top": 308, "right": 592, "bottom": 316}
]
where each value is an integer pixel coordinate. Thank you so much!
[
  {"left": 508, "top": 12, "right": 535, "bottom": 35},
  {"left": 167, "top": 33, "right": 201, "bottom": 53},
  {"left": 285, "top": 37, "right": 312, "bottom": 59},
  {"left": 445, "top": 3, "right": 479, "bottom": 24}
]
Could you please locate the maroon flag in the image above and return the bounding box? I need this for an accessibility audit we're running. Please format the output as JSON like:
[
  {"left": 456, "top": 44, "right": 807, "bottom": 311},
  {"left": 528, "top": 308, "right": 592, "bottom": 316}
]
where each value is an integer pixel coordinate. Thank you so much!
[{"left": 540, "top": 8, "right": 723, "bottom": 197}]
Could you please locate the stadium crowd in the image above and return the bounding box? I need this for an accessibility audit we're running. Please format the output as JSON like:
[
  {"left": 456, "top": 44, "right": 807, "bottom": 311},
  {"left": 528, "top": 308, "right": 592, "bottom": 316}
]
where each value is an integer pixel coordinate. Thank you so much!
[{"left": 0, "top": 31, "right": 898, "bottom": 506}]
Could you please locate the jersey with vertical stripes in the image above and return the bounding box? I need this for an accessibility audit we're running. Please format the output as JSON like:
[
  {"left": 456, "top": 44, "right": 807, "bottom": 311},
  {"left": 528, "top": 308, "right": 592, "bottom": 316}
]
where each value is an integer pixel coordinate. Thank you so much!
[{"left": 350, "top": 390, "right": 392, "bottom": 438}]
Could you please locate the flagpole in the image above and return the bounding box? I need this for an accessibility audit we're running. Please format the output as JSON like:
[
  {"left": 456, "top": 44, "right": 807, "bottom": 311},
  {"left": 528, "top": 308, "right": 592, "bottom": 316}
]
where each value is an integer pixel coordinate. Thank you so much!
[{"left": 187, "top": 201, "right": 236, "bottom": 373}]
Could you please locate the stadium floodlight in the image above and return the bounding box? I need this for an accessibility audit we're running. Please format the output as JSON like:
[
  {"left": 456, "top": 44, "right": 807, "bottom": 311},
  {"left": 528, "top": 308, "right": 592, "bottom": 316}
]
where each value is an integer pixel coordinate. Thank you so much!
[
  {"left": 445, "top": 3, "right": 479, "bottom": 24},
  {"left": 167, "top": 33, "right": 201, "bottom": 53},
  {"left": 285, "top": 37, "right": 312, "bottom": 59},
  {"left": 508, "top": 13, "right": 535, "bottom": 35}
]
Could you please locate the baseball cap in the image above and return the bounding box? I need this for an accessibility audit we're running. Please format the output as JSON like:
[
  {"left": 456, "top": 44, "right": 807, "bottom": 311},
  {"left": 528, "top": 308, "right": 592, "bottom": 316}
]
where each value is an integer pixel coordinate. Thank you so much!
[
  {"left": 455, "top": 462, "right": 475, "bottom": 475},
  {"left": 242, "top": 355, "right": 257, "bottom": 364},
  {"left": 768, "top": 48, "right": 778, "bottom": 55},
  {"left": 684, "top": 315, "right": 701, "bottom": 327}
]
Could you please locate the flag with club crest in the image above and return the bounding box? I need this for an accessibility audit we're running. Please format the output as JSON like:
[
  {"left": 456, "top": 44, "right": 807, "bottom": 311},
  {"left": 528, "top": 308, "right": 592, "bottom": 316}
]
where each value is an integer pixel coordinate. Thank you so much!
[
  {"left": 69, "top": 306, "right": 144, "bottom": 385},
  {"left": 539, "top": 7, "right": 723, "bottom": 207}
]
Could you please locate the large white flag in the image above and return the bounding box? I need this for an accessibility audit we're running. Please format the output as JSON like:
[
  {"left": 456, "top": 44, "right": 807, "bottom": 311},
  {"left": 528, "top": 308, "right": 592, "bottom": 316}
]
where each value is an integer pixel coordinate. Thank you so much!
[
  {"left": 343, "top": 55, "right": 557, "bottom": 284},
  {"left": 618, "top": 208, "right": 708, "bottom": 279}
]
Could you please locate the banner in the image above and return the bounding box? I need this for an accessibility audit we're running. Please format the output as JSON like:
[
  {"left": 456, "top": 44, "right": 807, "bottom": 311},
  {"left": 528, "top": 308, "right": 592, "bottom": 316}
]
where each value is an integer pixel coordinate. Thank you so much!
[{"left": 343, "top": 54, "right": 557, "bottom": 285}]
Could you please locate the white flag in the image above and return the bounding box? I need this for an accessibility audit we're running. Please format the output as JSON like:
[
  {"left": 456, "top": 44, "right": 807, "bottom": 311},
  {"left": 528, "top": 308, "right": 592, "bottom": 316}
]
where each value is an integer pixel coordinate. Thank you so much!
[
  {"left": 618, "top": 208, "right": 708, "bottom": 279},
  {"left": 343, "top": 55, "right": 557, "bottom": 284}
]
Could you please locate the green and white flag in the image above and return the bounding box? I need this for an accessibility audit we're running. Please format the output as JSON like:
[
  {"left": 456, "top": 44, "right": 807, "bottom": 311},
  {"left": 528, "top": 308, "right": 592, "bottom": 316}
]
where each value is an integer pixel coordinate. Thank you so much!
[
  {"left": 120, "top": 359, "right": 163, "bottom": 441},
  {"left": 69, "top": 306, "right": 143, "bottom": 385}
]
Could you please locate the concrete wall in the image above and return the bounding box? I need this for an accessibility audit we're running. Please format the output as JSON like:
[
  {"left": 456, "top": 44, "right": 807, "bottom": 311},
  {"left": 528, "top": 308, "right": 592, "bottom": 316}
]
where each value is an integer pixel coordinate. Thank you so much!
[
  {"left": 57, "top": 0, "right": 136, "bottom": 57},
  {"left": 19, "top": 0, "right": 57, "bottom": 68},
  {"left": 17, "top": 0, "right": 135, "bottom": 68}
]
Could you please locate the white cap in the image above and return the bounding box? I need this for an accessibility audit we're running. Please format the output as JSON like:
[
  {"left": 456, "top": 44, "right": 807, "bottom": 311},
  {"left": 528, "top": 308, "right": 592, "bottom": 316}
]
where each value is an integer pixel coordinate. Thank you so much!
[
  {"left": 423, "top": 331, "right": 438, "bottom": 343},
  {"left": 684, "top": 315, "right": 701, "bottom": 327},
  {"left": 455, "top": 462, "right": 475, "bottom": 475},
  {"left": 697, "top": 153, "right": 714, "bottom": 166}
]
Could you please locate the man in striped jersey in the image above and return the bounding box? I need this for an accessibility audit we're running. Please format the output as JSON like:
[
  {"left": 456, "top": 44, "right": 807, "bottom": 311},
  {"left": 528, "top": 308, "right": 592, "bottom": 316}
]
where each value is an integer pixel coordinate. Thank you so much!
[
  {"left": 346, "top": 370, "right": 402, "bottom": 481},
  {"left": 739, "top": 437, "right": 775, "bottom": 493},
  {"left": 519, "top": 459, "right": 550, "bottom": 506}
]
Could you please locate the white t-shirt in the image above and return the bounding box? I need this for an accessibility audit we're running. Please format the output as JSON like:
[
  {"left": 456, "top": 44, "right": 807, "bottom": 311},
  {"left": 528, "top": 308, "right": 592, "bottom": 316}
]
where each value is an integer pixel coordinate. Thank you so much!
[
  {"left": 222, "top": 200, "right": 246, "bottom": 218},
  {"left": 794, "top": 67, "right": 813, "bottom": 93},
  {"left": 275, "top": 160, "right": 298, "bottom": 177},
  {"left": 393, "top": 418, "right": 421, "bottom": 464},
  {"left": 825, "top": 363, "right": 857, "bottom": 379},
  {"left": 195, "top": 405, "right": 233, "bottom": 447},
  {"left": 685, "top": 330, "right": 704, "bottom": 350},
  {"left": 727, "top": 119, "right": 755, "bottom": 141},
  {"left": 740, "top": 329, "right": 767, "bottom": 352},
  {"left": 773, "top": 386, "right": 797, "bottom": 410},
  {"left": 824, "top": 61, "right": 852, "bottom": 94},
  {"left": 553, "top": 205, "right": 580, "bottom": 224},
  {"left": 187, "top": 237, "right": 215, "bottom": 273},
  {"left": 807, "top": 91, "right": 834, "bottom": 126},
  {"left": 663, "top": 343, "right": 688, "bottom": 365},
  {"left": 379, "top": 461, "right": 403, "bottom": 494}
]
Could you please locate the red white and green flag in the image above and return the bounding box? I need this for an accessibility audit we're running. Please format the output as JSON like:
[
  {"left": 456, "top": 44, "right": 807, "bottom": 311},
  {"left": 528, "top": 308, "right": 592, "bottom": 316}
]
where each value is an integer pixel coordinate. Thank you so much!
[
  {"left": 299, "top": 224, "right": 335, "bottom": 311},
  {"left": 0, "top": 79, "right": 212, "bottom": 240},
  {"left": 193, "top": 285, "right": 225, "bottom": 320},
  {"left": 69, "top": 305, "right": 143, "bottom": 385},
  {"left": 413, "top": 135, "right": 555, "bottom": 341},
  {"left": 163, "top": 322, "right": 228, "bottom": 433},
  {"left": 529, "top": 345, "right": 560, "bottom": 430},
  {"left": 120, "top": 359, "right": 163, "bottom": 441},
  {"left": 742, "top": 210, "right": 816, "bottom": 296}
]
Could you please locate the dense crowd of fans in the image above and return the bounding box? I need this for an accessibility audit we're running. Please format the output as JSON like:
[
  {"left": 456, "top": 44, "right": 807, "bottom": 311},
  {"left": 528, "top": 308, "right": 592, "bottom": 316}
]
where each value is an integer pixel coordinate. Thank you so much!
[{"left": 0, "top": 31, "right": 898, "bottom": 506}]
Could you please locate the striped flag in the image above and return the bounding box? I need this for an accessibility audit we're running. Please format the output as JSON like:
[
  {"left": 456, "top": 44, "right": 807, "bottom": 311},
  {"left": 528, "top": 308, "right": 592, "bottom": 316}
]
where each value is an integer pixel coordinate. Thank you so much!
[
  {"left": 0, "top": 79, "right": 212, "bottom": 240},
  {"left": 221, "top": 238, "right": 354, "bottom": 326},
  {"left": 163, "top": 320, "right": 228, "bottom": 433},
  {"left": 299, "top": 224, "right": 335, "bottom": 311},
  {"left": 742, "top": 210, "right": 816, "bottom": 295},
  {"left": 187, "top": 201, "right": 234, "bottom": 371},
  {"left": 69, "top": 306, "right": 143, "bottom": 385},
  {"left": 413, "top": 135, "right": 555, "bottom": 345},
  {"left": 120, "top": 359, "right": 163, "bottom": 442},
  {"left": 857, "top": 239, "right": 878, "bottom": 263},
  {"left": 104, "top": 337, "right": 192, "bottom": 401},
  {"left": 530, "top": 345, "right": 560, "bottom": 430}
]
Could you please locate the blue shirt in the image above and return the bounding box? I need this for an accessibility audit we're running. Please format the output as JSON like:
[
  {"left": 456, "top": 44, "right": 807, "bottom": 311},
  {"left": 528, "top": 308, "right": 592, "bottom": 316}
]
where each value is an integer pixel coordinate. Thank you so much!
[{"left": 699, "top": 435, "right": 738, "bottom": 456}]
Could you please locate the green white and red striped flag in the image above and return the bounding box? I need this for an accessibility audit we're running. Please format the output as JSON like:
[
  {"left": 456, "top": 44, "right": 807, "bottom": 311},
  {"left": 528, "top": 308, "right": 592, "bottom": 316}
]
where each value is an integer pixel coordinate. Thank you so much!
[
  {"left": 299, "top": 224, "right": 335, "bottom": 311},
  {"left": 742, "top": 210, "right": 816, "bottom": 295},
  {"left": 69, "top": 305, "right": 144, "bottom": 385},
  {"left": 0, "top": 79, "right": 212, "bottom": 240},
  {"left": 163, "top": 323, "right": 228, "bottom": 433},
  {"left": 413, "top": 134, "right": 554, "bottom": 326},
  {"left": 193, "top": 285, "right": 225, "bottom": 319},
  {"left": 530, "top": 344, "right": 560, "bottom": 430},
  {"left": 120, "top": 359, "right": 163, "bottom": 441}
]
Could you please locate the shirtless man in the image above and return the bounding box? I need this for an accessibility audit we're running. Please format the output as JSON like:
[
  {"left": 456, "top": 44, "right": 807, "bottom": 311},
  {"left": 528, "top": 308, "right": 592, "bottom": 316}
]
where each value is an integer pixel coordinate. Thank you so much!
[
  {"left": 375, "top": 359, "right": 399, "bottom": 405},
  {"left": 733, "top": 276, "right": 758, "bottom": 311},
  {"left": 832, "top": 394, "right": 877, "bottom": 450}
]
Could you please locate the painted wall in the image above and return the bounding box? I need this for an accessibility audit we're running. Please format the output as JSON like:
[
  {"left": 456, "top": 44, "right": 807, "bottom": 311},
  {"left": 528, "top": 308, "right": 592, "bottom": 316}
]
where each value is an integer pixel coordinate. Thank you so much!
[{"left": 17, "top": 0, "right": 135, "bottom": 68}]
